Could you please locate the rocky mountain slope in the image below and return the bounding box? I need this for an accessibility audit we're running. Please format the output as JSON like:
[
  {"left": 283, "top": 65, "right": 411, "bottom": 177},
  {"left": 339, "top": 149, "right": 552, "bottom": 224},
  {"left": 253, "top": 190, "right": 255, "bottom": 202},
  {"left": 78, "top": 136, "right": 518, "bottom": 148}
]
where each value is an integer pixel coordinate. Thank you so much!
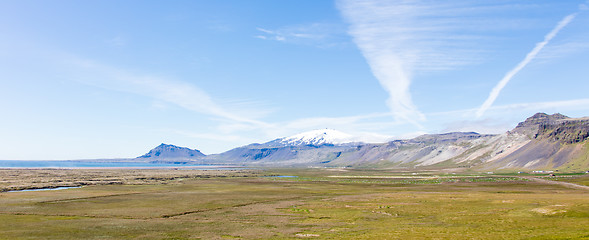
[
  {"left": 204, "top": 130, "right": 497, "bottom": 168},
  {"left": 134, "top": 113, "right": 589, "bottom": 171},
  {"left": 334, "top": 113, "right": 588, "bottom": 171},
  {"left": 481, "top": 114, "right": 589, "bottom": 171}
]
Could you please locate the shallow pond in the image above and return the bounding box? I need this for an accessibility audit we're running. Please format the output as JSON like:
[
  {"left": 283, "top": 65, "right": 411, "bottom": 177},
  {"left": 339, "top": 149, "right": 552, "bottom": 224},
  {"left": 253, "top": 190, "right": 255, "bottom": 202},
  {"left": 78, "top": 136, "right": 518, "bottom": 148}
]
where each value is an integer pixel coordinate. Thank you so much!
[{"left": 8, "top": 186, "right": 81, "bottom": 192}]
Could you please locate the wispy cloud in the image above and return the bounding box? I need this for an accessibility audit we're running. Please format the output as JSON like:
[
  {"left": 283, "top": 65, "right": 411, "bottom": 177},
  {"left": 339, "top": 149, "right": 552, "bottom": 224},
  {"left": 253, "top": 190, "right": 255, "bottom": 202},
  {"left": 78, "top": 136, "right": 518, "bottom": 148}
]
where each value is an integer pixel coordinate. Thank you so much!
[
  {"left": 476, "top": 13, "right": 578, "bottom": 118},
  {"left": 255, "top": 23, "right": 346, "bottom": 47},
  {"left": 48, "top": 51, "right": 407, "bottom": 147},
  {"left": 106, "top": 36, "right": 127, "bottom": 46},
  {"left": 262, "top": 112, "right": 413, "bottom": 143},
  {"left": 165, "top": 128, "right": 253, "bottom": 143},
  {"left": 186, "top": 96, "right": 589, "bottom": 147},
  {"left": 337, "top": 0, "right": 424, "bottom": 125},
  {"left": 63, "top": 55, "right": 270, "bottom": 127},
  {"left": 535, "top": 39, "right": 589, "bottom": 63},
  {"left": 255, "top": 28, "right": 285, "bottom": 41},
  {"left": 580, "top": 0, "right": 589, "bottom": 11},
  {"left": 490, "top": 98, "right": 589, "bottom": 113},
  {"left": 439, "top": 98, "right": 589, "bottom": 134},
  {"left": 336, "top": 1, "right": 583, "bottom": 125},
  {"left": 63, "top": 53, "right": 423, "bottom": 142},
  {"left": 430, "top": 98, "right": 589, "bottom": 120},
  {"left": 336, "top": 0, "right": 510, "bottom": 125}
]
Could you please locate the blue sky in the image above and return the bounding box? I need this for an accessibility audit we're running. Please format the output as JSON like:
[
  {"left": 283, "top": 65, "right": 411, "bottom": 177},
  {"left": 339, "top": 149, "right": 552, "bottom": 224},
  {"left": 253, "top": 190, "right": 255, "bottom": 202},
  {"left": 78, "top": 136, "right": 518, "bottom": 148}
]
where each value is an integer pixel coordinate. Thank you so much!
[{"left": 1, "top": 0, "right": 588, "bottom": 160}]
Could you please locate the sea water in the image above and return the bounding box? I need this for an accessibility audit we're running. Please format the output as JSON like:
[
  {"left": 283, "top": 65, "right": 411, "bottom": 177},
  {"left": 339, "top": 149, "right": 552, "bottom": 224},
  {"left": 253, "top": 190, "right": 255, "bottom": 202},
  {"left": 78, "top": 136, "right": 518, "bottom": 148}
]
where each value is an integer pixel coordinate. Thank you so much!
[{"left": 0, "top": 160, "right": 215, "bottom": 168}]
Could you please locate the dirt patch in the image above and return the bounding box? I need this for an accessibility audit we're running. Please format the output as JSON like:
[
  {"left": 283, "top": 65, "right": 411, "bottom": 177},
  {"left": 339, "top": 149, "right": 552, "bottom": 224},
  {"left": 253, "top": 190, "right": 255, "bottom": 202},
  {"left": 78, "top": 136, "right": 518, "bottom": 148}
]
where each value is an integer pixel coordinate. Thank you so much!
[
  {"left": 295, "top": 233, "right": 320, "bottom": 237},
  {"left": 524, "top": 177, "right": 589, "bottom": 191},
  {"left": 531, "top": 205, "right": 568, "bottom": 215}
]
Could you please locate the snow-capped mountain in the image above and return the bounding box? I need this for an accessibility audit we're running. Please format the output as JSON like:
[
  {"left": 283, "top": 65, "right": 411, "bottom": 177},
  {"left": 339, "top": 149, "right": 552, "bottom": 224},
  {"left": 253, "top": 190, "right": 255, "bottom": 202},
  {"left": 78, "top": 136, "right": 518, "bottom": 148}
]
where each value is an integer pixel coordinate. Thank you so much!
[
  {"left": 279, "top": 129, "right": 359, "bottom": 146},
  {"left": 123, "top": 112, "right": 589, "bottom": 171}
]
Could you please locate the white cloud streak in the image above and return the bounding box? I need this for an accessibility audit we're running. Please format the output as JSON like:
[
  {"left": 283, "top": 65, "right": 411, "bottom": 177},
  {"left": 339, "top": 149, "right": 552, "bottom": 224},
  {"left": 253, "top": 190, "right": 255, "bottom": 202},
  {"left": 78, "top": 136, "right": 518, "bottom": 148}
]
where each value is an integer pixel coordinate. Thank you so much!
[
  {"left": 337, "top": 0, "right": 509, "bottom": 125},
  {"left": 489, "top": 98, "right": 589, "bottom": 113},
  {"left": 255, "top": 23, "right": 346, "bottom": 47},
  {"left": 441, "top": 98, "right": 589, "bottom": 134},
  {"left": 54, "top": 53, "right": 410, "bottom": 148},
  {"left": 475, "top": 13, "right": 577, "bottom": 118},
  {"left": 337, "top": 1, "right": 585, "bottom": 125},
  {"left": 429, "top": 98, "right": 589, "bottom": 119},
  {"left": 337, "top": 0, "right": 424, "bottom": 124},
  {"left": 65, "top": 56, "right": 270, "bottom": 127},
  {"left": 535, "top": 39, "right": 589, "bottom": 63},
  {"left": 63, "top": 55, "right": 407, "bottom": 145},
  {"left": 270, "top": 97, "right": 589, "bottom": 144}
]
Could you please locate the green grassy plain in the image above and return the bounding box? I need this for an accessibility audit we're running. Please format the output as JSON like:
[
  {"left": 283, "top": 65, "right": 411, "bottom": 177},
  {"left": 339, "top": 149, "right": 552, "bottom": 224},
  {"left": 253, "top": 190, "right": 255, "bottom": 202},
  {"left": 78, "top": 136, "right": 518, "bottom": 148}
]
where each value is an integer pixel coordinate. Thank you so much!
[{"left": 1, "top": 169, "right": 588, "bottom": 239}]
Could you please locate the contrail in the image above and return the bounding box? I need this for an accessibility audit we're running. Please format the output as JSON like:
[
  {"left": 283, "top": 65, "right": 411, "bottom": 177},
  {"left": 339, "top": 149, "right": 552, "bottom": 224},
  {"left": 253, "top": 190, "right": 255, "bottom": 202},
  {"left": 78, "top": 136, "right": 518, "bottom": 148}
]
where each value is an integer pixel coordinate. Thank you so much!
[
  {"left": 337, "top": 0, "right": 428, "bottom": 126},
  {"left": 475, "top": 13, "right": 577, "bottom": 118}
]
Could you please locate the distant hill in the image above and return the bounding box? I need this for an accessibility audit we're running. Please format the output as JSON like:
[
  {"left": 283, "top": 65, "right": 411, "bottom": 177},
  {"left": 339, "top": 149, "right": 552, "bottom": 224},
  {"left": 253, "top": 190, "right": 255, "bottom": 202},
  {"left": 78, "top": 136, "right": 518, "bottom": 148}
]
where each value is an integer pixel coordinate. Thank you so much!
[{"left": 137, "top": 143, "right": 205, "bottom": 163}]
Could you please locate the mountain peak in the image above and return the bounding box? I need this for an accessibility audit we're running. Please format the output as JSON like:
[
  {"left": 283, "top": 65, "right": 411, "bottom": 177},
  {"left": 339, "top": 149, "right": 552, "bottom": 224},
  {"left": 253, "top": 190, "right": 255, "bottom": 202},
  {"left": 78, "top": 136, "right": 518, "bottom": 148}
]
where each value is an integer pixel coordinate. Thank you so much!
[
  {"left": 516, "top": 112, "right": 568, "bottom": 128},
  {"left": 279, "top": 129, "right": 357, "bottom": 146},
  {"left": 512, "top": 112, "right": 569, "bottom": 136},
  {"left": 138, "top": 143, "right": 205, "bottom": 159},
  {"left": 529, "top": 112, "right": 567, "bottom": 120}
]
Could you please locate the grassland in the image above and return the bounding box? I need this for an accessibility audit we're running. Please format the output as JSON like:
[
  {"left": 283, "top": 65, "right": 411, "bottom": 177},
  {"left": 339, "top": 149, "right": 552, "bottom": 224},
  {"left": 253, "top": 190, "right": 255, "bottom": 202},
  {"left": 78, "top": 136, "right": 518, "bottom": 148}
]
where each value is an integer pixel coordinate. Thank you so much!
[
  {"left": 0, "top": 168, "right": 588, "bottom": 239},
  {"left": 0, "top": 169, "right": 260, "bottom": 192}
]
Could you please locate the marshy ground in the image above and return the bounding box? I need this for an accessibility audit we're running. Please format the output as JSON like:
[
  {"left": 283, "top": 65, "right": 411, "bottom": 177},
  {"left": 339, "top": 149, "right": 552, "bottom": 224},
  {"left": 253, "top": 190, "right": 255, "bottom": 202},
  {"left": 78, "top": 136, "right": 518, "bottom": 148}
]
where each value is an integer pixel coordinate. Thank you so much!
[{"left": 0, "top": 168, "right": 588, "bottom": 239}]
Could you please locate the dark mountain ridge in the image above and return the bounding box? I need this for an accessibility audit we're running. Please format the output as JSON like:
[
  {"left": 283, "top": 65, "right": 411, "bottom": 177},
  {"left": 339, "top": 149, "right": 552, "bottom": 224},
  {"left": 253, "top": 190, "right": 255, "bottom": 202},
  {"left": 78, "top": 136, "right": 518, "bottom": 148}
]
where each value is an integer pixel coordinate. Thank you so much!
[
  {"left": 536, "top": 117, "right": 589, "bottom": 144},
  {"left": 138, "top": 143, "right": 205, "bottom": 162}
]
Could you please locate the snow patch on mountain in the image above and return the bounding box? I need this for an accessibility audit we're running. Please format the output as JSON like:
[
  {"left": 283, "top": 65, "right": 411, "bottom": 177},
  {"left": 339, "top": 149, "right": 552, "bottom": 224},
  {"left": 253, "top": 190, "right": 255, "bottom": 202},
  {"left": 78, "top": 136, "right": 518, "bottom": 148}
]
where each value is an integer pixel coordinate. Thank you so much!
[{"left": 280, "top": 129, "right": 359, "bottom": 146}]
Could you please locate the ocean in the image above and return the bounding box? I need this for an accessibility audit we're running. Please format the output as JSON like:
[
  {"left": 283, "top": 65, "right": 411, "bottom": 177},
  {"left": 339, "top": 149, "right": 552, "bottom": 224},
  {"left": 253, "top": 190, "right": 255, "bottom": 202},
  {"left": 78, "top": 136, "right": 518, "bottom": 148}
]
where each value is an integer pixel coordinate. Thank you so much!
[{"left": 0, "top": 160, "right": 213, "bottom": 168}]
